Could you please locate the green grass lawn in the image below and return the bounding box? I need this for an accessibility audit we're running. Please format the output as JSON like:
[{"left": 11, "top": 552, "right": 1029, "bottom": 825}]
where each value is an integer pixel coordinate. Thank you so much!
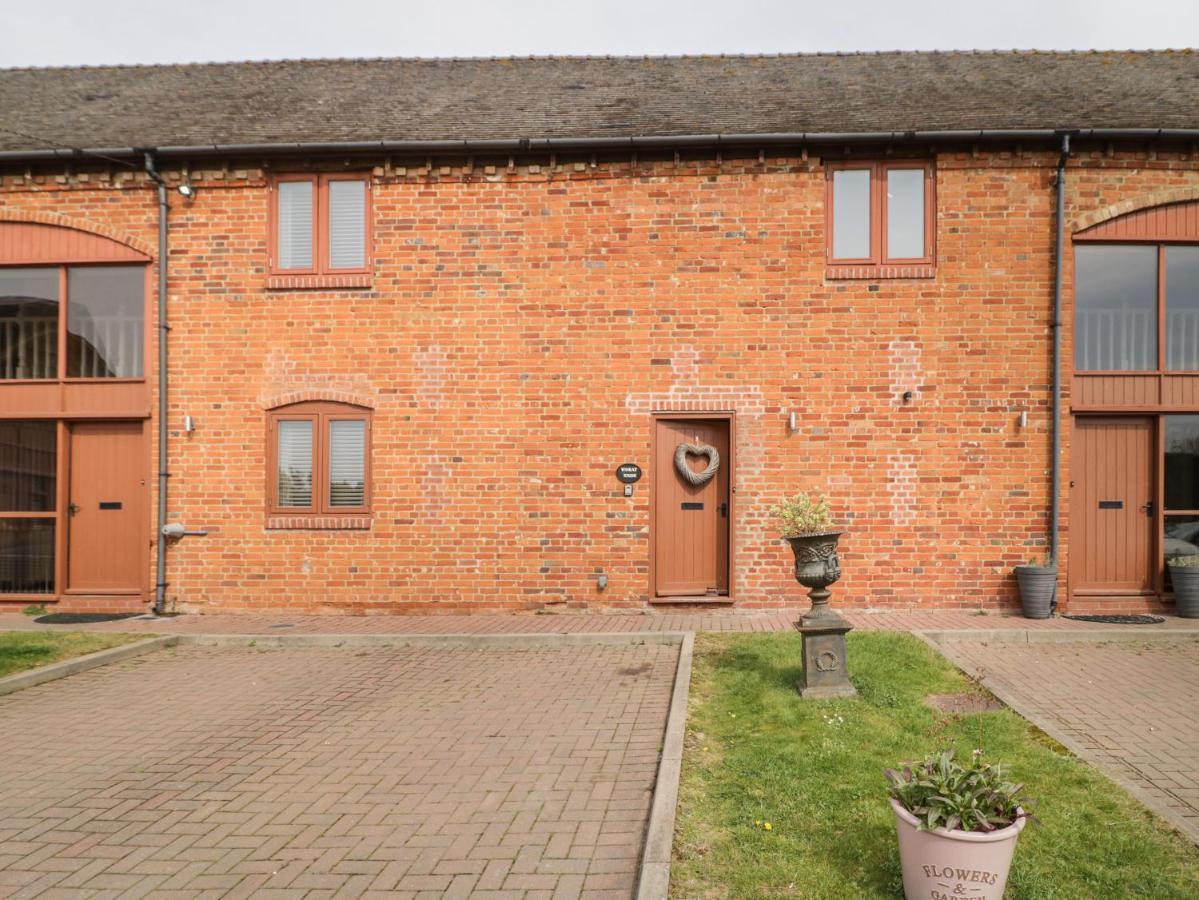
[
  {"left": 672, "top": 632, "right": 1199, "bottom": 899},
  {"left": 0, "top": 631, "right": 143, "bottom": 679}
]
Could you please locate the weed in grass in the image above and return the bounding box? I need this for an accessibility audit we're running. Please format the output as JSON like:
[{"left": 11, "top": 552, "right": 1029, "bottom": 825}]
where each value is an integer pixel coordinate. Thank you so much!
[{"left": 21, "top": 603, "right": 48, "bottom": 617}]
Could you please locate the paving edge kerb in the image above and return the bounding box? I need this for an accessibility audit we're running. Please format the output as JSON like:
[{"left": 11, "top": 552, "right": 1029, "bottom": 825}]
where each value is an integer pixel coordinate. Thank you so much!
[
  {"left": 0, "top": 635, "right": 179, "bottom": 697},
  {"left": 915, "top": 632, "right": 1199, "bottom": 845},
  {"left": 636, "top": 631, "right": 694, "bottom": 900},
  {"left": 922, "top": 627, "right": 1199, "bottom": 645}
]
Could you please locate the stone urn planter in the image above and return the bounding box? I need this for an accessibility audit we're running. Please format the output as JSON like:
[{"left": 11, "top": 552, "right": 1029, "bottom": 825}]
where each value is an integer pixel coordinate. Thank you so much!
[
  {"left": 786, "top": 530, "right": 844, "bottom": 622},
  {"left": 891, "top": 799, "right": 1027, "bottom": 900},
  {"left": 1167, "top": 556, "right": 1199, "bottom": 618},
  {"left": 1014, "top": 563, "right": 1056, "bottom": 619},
  {"left": 772, "top": 492, "right": 856, "bottom": 698}
]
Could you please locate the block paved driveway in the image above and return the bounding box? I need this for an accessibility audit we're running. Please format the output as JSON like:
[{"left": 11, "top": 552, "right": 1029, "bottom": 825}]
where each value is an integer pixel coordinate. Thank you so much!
[
  {"left": 0, "top": 640, "right": 676, "bottom": 898},
  {"left": 939, "top": 638, "right": 1199, "bottom": 843}
]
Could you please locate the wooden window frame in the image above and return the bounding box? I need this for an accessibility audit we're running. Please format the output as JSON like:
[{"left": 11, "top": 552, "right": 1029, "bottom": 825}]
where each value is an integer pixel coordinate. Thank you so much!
[
  {"left": 268, "top": 174, "right": 373, "bottom": 277},
  {"left": 1073, "top": 242, "right": 1199, "bottom": 376},
  {"left": 0, "top": 262, "right": 150, "bottom": 385},
  {"left": 0, "top": 419, "right": 61, "bottom": 599},
  {"left": 265, "top": 401, "right": 372, "bottom": 517},
  {"left": 825, "top": 161, "right": 936, "bottom": 271}
]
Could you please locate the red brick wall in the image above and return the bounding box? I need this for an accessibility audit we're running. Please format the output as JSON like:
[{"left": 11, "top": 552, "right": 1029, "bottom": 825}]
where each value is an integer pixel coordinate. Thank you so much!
[{"left": 2, "top": 150, "right": 1197, "bottom": 615}]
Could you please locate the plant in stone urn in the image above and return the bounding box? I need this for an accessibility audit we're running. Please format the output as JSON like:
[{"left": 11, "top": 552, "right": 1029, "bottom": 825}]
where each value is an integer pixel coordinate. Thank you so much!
[
  {"left": 772, "top": 492, "right": 843, "bottom": 621},
  {"left": 773, "top": 492, "right": 856, "bottom": 698}
]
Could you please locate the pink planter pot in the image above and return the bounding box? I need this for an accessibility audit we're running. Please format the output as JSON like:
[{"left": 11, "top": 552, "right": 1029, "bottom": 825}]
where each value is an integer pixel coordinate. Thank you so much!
[{"left": 891, "top": 799, "right": 1026, "bottom": 900}]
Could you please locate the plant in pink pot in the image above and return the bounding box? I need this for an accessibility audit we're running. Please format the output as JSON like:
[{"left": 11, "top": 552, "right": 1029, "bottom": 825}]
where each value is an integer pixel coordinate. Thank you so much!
[{"left": 886, "top": 749, "right": 1032, "bottom": 900}]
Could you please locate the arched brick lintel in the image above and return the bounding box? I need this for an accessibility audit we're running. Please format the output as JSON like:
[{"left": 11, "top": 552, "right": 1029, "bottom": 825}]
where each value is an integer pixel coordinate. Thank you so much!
[
  {"left": 263, "top": 390, "right": 375, "bottom": 411},
  {"left": 0, "top": 208, "right": 155, "bottom": 261},
  {"left": 1073, "top": 187, "right": 1199, "bottom": 235}
]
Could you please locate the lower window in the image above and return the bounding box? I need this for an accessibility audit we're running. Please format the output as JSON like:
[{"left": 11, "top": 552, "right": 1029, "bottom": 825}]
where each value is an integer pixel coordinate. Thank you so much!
[
  {"left": 267, "top": 402, "right": 371, "bottom": 516},
  {"left": 0, "top": 420, "right": 57, "bottom": 593}
]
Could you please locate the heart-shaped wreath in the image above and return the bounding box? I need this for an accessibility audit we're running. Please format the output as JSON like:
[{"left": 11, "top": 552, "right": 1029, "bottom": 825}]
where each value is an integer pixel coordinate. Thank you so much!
[{"left": 674, "top": 442, "right": 720, "bottom": 486}]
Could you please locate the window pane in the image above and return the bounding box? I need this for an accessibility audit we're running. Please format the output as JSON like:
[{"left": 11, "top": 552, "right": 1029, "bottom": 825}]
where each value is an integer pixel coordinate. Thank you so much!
[
  {"left": 0, "top": 519, "right": 55, "bottom": 593},
  {"left": 1166, "top": 415, "right": 1199, "bottom": 511},
  {"left": 0, "top": 421, "right": 55, "bottom": 512},
  {"left": 328, "top": 419, "right": 366, "bottom": 507},
  {"left": 328, "top": 180, "right": 366, "bottom": 270},
  {"left": 0, "top": 268, "right": 58, "bottom": 380},
  {"left": 832, "top": 169, "right": 871, "bottom": 259},
  {"left": 886, "top": 169, "right": 926, "bottom": 259},
  {"left": 277, "top": 419, "right": 313, "bottom": 507},
  {"left": 1075, "top": 245, "right": 1157, "bottom": 371},
  {"left": 67, "top": 266, "right": 144, "bottom": 378},
  {"left": 1166, "top": 517, "right": 1199, "bottom": 581},
  {"left": 1167, "top": 246, "right": 1199, "bottom": 370},
  {"left": 277, "top": 181, "right": 314, "bottom": 269}
]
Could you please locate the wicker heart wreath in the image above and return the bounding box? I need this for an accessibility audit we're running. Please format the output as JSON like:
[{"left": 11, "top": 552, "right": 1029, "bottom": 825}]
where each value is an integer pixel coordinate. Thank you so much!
[{"left": 674, "top": 442, "right": 720, "bottom": 486}]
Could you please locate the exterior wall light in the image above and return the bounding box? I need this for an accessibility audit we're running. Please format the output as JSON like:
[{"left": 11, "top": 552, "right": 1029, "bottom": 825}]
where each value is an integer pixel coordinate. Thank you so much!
[{"left": 177, "top": 183, "right": 196, "bottom": 199}]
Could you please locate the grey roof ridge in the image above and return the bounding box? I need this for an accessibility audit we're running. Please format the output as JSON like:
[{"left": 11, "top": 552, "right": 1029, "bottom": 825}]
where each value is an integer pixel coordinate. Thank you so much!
[{"left": 0, "top": 47, "right": 1193, "bottom": 74}]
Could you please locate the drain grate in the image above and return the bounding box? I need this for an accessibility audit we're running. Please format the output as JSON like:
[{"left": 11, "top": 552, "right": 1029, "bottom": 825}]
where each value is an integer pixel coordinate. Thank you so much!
[
  {"left": 1063, "top": 614, "right": 1165, "bottom": 625},
  {"left": 34, "top": 612, "right": 142, "bottom": 625}
]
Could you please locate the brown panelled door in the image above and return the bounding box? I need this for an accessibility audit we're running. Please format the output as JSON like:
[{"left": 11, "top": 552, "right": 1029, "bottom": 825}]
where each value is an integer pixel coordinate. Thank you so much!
[
  {"left": 67, "top": 422, "right": 145, "bottom": 592},
  {"left": 654, "top": 417, "right": 730, "bottom": 597},
  {"left": 1071, "top": 417, "right": 1155, "bottom": 596}
]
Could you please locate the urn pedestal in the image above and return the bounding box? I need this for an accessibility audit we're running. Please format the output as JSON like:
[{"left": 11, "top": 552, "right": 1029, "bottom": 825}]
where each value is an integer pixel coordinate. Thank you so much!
[{"left": 787, "top": 531, "right": 856, "bottom": 699}]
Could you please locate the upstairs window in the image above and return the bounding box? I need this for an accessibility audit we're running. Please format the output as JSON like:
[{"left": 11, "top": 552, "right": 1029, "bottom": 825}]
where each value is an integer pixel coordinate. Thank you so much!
[
  {"left": 1075, "top": 244, "right": 1199, "bottom": 372},
  {"left": 826, "top": 162, "right": 935, "bottom": 266},
  {"left": 267, "top": 402, "right": 371, "bottom": 515},
  {"left": 270, "top": 175, "right": 370, "bottom": 274},
  {"left": 0, "top": 265, "right": 145, "bottom": 380}
]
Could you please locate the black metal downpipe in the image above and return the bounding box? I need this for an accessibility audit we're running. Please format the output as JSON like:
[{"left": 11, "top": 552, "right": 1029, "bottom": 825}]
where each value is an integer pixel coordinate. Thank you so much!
[
  {"left": 1051, "top": 133, "right": 1072, "bottom": 569},
  {"left": 143, "top": 153, "right": 170, "bottom": 615}
]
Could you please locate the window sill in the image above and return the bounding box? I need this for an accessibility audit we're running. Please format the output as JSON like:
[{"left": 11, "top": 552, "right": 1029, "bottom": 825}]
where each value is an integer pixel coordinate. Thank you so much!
[
  {"left": 826, "top": 263, "right": 936, "bottom": 280},
  {"left": 266, "top": 515, "right": 372, "bottom": 530},
  {"left": 266, "top": 273, "right": 372, "bottom": 290}
]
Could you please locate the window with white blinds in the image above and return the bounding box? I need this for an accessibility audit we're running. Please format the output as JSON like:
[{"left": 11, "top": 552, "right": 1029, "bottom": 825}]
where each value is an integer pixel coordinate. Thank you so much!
[
  {"left": 328, "top": 181, "right": 366, "bottom": 270},
  {"left": 328, "top": 419, "right": 366, "bottom": 507},
  {"left": 276, "top": 181, "right": 314, "bottom": 270},
  {"left": 269, "top": 403, "right": 371, "bottom": 515},
  {"left": 276, "top": 420, "right": 314, "bottom": 507},
  {"left": 272, "top": 176, "right": 369, "bottom": 275}
]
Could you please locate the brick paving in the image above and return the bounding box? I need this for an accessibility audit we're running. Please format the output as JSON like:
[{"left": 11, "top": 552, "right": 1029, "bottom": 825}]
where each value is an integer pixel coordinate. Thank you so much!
[
  {"left": 939, "top": 638, "right": 1199, "bottom": 843},
  {"left": 0, "top": 641, "right": 676, "bottom": 898},
  {"left": 4, "top": 609, "right": 1199, "bottom": 638}
]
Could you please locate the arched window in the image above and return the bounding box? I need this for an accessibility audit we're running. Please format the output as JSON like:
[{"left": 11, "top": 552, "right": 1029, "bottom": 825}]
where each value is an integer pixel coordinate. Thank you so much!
[
  {"left": 1074, "top": 200, "right": 1199, "bottom": 372},
  {"left": 266, "top": 402, "right": 372, "bottom": 515}
]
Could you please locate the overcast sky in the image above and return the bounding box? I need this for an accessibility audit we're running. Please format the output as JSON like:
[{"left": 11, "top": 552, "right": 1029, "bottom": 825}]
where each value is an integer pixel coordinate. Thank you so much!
[{"left": 2, "top": 0, "right": 1195, "bottom": 68}]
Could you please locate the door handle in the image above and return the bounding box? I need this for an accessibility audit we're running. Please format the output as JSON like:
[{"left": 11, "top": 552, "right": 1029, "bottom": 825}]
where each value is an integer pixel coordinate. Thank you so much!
[
  {"left": 1140, "top": 501, "right": 1155, "bottom": 517},
  {"left": 720, "top": 502, "right": 728, "bottom": 518},
  {"left": 68, "top": 502, "right": 80, "bottom": 517}
]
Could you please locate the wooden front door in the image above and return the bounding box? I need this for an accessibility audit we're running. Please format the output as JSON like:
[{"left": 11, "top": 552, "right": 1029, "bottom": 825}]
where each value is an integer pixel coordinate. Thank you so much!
[
  {"left": 654, "top": 417, "right": 731, "bottom": 597},
  {"left": 67, "top": 422, "right": 145, "bottom": 592},
  {"left": 1071, "top": 417, "right": 1155, "bottom": 596}
]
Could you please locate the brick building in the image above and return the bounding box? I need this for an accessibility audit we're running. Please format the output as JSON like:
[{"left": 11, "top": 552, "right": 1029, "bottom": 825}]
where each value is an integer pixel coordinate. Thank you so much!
[{"left": 0, "top": 52, "right": 1197, "bottom": 616}]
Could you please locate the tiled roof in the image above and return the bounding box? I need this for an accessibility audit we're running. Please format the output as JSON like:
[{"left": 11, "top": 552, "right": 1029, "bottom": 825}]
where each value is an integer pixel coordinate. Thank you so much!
[{"left": 0, "top": 51, "right": 1196, "bottom": 154}]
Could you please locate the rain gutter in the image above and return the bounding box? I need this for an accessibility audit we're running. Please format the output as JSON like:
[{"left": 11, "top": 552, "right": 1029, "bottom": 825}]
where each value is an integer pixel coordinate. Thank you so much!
[{"left": 1, "top": 128, "right": 1198, "bottom": 162}]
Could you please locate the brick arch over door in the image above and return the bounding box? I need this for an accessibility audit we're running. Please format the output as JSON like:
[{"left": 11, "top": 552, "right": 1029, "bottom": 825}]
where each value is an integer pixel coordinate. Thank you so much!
[
  {"left": 1074, "top": 194, "right": 1199, "bottom": 240},
  {"left": 0, "top": 214, "right": 152, "bottom": 264}
]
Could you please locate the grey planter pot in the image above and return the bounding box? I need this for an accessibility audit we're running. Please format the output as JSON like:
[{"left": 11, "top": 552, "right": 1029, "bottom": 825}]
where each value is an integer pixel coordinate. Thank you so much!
[
  {"left": 1014, "top": 565, "right": 1056, "bottom": 619},
  {"left": 1168, "top": 564, "right": 1199, "bottom": 618}
]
